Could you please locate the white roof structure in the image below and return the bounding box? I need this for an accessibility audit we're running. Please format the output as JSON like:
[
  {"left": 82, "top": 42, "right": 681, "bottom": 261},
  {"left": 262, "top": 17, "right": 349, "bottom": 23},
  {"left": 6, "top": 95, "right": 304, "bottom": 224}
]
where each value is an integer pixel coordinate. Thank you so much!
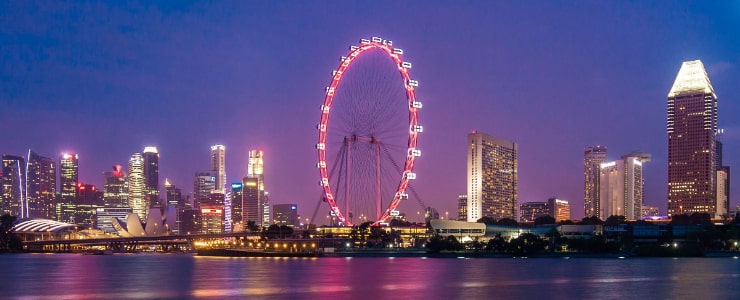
[
  {"left": 668, "top": 60, "right": 716, "bottom": 98},
  {"left": 12, "top": 219, "right": 76, "bottom": 233}
]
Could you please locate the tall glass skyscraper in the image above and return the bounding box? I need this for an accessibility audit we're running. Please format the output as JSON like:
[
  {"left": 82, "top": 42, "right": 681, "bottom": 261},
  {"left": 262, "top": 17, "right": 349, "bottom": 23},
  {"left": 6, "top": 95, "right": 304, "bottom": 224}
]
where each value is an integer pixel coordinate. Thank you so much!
[
  {"left": 466, "top": 131, "right": 517, "bottom": 222},
  {"left": 599, "top": 153, "right": 650, "bottom": 220},
  {"left": 584, "top": 146, "right": 607, "bottom": 219},
  {"left": 26, "top": 150, "right": 56, "bottom": 219},
  {"left": 667, "top": 60, "right": 719, "bottom": 217},
  {"left": 57, "top": 153, "right": 78, "bottom": 221},
  {"left": 243, "top": 150, "right": 268, "bottom": 227},
  {"left": 127, "top": 153, "right": 146, "bottom": 220},
  {"left": 1, "top": 155, "right": 26, "bottom": 217},
  {"left": 103, "top": 165, "right": 128, "bottom": 208},
  {"left": 142, "top": 146, "right": 159, "bottom": 209},
  {"left": 210, "top": 145, "right": 226, "bottom": 192}
]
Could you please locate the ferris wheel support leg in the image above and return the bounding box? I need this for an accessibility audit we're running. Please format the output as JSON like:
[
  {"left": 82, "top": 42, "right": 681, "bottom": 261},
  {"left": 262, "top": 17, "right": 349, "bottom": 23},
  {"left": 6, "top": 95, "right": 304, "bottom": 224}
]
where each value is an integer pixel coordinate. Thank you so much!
[{"left": 376, "top": 142, "right": 382, "bottom": 221}]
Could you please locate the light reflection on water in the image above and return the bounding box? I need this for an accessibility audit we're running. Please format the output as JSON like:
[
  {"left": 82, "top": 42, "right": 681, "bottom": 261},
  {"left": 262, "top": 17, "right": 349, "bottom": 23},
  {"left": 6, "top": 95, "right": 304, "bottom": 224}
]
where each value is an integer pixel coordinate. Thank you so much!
[{"left": 1, "top": 254, "right": 738, "bottom": 299}]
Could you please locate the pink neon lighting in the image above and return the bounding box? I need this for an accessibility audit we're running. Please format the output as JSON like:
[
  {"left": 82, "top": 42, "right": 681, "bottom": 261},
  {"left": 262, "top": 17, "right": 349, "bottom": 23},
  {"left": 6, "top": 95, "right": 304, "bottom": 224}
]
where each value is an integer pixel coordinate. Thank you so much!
[{"left": 316, "top": 37, "right": 420, "bottom": 227}]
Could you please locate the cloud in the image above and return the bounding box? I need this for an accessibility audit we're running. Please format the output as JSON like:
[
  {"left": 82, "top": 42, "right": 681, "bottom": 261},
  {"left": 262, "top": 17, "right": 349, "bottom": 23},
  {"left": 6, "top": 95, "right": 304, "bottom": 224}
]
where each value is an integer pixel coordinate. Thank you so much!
[{"left": 707, "top": 61, "right": 733, "bottom": 75}]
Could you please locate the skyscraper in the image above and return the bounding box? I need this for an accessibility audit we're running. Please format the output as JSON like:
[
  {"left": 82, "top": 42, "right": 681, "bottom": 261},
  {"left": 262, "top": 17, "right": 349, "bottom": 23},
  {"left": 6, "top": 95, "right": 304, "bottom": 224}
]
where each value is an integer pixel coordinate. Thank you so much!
[
  {"left": 600, "top": 152, "right": 650, "bottom": 220},
  {"left": 127, "top": 153, "right": 146, "bottom": 220},
  {"left": 210, "top": 145, "right": 226, "bottom": 192},
  {"left": 142, "top": 147, "right": 160, "bottom": 209},
  {"left": 164, "top": 179, "right": 185, "bottom": 208},
  {"left": 193, "top": 172, "right": 215, "bottom": 208},
  {"left": 273, "top": 204, "right": 299, "bottom": 227},
  {"left": 667, "top": 60, "right": 719, "bottom": 217},
  {"left": 25, "top": 151, "right": 56, "bottom": 219},
  {"left": 103, "top": 165, "right": 128, "bottom": 208},
  {"left": 243, "top": 150, "right": 268, "bottom": 227},
  {"left": 457, "top": 194, "right": 468, "bottom": 221},
  {"left": 231, "top": 182, "right": 243, "bottom": 231},
  {"left": 584, "top": 146, "right": 607, "bottom": 218},
  {"left": 466, "top": 131, "right": 518, "bottom": 222},
  {"left": 1, "top": 155, "right": 25, "bottom": 217},
  {"left": 57, "top": 153, "right": 78, "bottom": 221}
]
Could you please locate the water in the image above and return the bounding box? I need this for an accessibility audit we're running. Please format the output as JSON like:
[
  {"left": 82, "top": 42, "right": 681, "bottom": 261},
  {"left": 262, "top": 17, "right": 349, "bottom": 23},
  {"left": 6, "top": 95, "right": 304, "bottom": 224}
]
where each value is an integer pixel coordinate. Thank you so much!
[{"left": 1, "top": 254, "right": 738, "bottom": 299}]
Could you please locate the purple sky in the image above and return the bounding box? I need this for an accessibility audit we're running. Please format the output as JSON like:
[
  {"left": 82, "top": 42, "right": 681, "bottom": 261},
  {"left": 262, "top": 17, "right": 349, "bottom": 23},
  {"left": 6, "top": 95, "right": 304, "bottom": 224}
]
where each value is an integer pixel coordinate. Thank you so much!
[{"left": 2, "top": 1, "right": 739, "bottom": 223}]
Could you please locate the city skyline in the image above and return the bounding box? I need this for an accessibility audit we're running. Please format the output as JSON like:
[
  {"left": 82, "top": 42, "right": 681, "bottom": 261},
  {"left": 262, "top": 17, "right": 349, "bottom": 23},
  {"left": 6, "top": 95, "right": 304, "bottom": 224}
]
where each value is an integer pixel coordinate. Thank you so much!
[{"left": 2, "top": 2, "right": 740, "bottom": 220}]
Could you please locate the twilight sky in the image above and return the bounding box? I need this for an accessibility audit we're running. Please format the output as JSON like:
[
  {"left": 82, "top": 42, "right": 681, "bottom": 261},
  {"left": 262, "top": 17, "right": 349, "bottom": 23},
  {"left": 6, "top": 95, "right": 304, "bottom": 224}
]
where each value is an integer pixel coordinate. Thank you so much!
[{"left": 2, "top": 1, "right": 739, "bottom": 223}]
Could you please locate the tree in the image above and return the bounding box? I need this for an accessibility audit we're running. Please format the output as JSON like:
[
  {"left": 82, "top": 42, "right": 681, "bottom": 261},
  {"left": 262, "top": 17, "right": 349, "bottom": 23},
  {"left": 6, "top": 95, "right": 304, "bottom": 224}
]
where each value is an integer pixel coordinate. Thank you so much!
[
  {"left": 0, "top": 214, "right": 22, "bottom": 252},
  {"left": 580, "top": 216, "right": 604, "bottom": 225},
  {"left": 534, "top": 215, "right": 556, "bottom": 226},
  {"left": 507, "top": 233, "right": 546, "bottom": 255},
  {"left": 670, "top": 214, "right": 691, "bottom": 225},
  {"left": 476, "top": 216, "right": 496, "bottom": 224},
  {"left": 497, "top": 218, "right": 519, "bottom": 227},
  {"left": 246, "top": 220, "right": 260, "bottom": 233},
  {"left": 690, "top": 213, "right": 712, "bottom": 225},
  {"left": 559, "top": 219, "right": 575, "bottom": 225},
  {"left": 605, "top": 215, "right": 627, "bottom": 225}
]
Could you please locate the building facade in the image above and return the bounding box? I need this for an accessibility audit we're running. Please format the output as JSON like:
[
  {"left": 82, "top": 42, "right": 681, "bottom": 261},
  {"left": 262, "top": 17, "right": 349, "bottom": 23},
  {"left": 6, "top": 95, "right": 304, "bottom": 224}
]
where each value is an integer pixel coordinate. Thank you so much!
[
  {"left": 25, "top": 151, "right": 56, "bottom": 219},
  {"left": 57, "top": 153, "right": 78, "bottom": 221},
  {"left": 103, "top": 165, "right": 128, "bottom": 208},
  {"left": 667, "top": 60, "right": 719, "bottom": 217},
  {"left": 548, "top": 198, "right": 571, "bottom": 222},
  {"left": 519, "top": 202, "right": 548, "bottom": 223},
  {"left": 273, "top": 204, "right": 299, "bottom": 227},
  {"left": 1, "top": 155, "right": 26, "bottom": 217},
  {"left": 243, "top": 150, "right": 269, "bottom": 227},
  {"left": 600, "top": 153, "right": 650, "bottom": 220},
  {"left": 457, "top": 194, "right": 467, "bottom": 221},
  {"left": 210, "top": 145, "right": 226, "bottom": 192},
  {"left": 127, "top": 153, "right": 146, "bottom": 220},
  {"left": 584, "top": 146, "right": 607, "bottom": 218},
  {"left": 142, "top": 147, "right": 160, "bottom": 209},
  {"left": 193, "top": 172, "right": 215, "bottom": 208},
  {"left": 467, "top": 131, "right": 518, "bottom": 222}
]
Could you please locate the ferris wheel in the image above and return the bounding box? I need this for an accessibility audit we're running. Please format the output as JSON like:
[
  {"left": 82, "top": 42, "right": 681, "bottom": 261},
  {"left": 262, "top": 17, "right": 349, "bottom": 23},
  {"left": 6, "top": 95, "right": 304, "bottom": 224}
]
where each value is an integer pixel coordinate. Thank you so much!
[{"left": 316, "top": 36, "right": 422, "bottom": 226}]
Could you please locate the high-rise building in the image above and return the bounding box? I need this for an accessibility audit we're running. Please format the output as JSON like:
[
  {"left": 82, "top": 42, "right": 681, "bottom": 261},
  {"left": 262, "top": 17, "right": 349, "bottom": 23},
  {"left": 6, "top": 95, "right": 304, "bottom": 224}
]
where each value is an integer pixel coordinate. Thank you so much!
[
  {"left": 273, "top": 204, "right": 299, "bottom": 227},
  {"left": 193, "top": 172, "right": 215, "bottom": 208},
  {"left": 600, "top": 152, "right": 650, "bottom": 220},
  {"left": 243, "top": 150, "right": 268, "bottom": 227},
  {"left": 103, "top": 165, "right": 128, "bottom": 208},
  {"left": 26, "top": 151, "right": 56, "bottom": 219},
  {"left": 164, "top": 179, "right": 185, "bottom": 208},
  {"left": 95, "top": 207, "right": 132, "bottom": 233},
  {"left": 142, "top": 147, "right": 160, "bottom": 209},
  {"left": 519, "top": 202, "right": 548, "bottom": 223},
  {"left": 667, "top": 60, "right": 719, "bottom": 217},
  {"left": 66, "top": 183, "right": 104, "bottom": 226},
  {"left": 127, "top": 153, "right": 146, "bottom": 220},
  {"left": 1, "top": 155, "right": 25, "bottom": 217},
  {"left": 466, "top": 131, "right": 518, "bottom": 222},
  {"left": 200, "top": 206, "right": 223, "bottom": 234},
  {"left": 457, "top": 194, "right": 467, "bottom": 221},
  {"left": 716, "top": 134, "right": 731, "bottom": 218},
  {"left": 231, "top": 182, "right": 244, "bottom": 231},
  {"left": 584, "top": 146, "right": 607, "bottom": 218},
  {"left": 547, "top": 198, "right": 571, "bottom": 222},
  {"left": 58, "top": 153, "right": 78, "bottom": 221},
  {"left": 210, "top": 145, "right": 226, "bottom": 192}
]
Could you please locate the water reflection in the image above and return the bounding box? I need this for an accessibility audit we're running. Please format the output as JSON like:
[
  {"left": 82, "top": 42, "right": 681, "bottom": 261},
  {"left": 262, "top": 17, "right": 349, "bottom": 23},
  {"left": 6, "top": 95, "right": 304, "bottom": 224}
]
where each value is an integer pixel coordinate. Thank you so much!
[{"left": 1, "top": 255, "right": 738, "bottom": 299}]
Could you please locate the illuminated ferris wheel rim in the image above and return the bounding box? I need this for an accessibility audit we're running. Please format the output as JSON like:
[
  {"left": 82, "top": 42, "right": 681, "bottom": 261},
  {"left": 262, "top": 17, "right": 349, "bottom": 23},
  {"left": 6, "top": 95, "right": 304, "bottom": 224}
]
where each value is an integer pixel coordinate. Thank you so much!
[{"left": 316, "top": 36, "right": 423, "bottom": 227}]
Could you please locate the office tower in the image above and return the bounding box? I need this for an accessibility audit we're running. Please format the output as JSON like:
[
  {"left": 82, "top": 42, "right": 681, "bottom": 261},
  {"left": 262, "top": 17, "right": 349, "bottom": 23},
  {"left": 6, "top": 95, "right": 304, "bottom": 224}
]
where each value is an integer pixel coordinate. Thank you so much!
[
  {"left": 467, "top": 131, "right": 518, "bottom": 222},
  {"left": 547, "top": 198, "right": 571, "bottom": 222},
  {"left": 600, "top": 152, "right": 651, "bottom": 220},
  {"left": 210, "top": 145, "right": 226, "bottom": 192},
  {"left": 25, "top": 151, "right": 56, "bottom": 219},
  {"left": 667, "top": 60, "right": 719, "bottom": 217},
  {"left": 243, "top": 150, "right": 268, "bottom": 227},
  {"left": 66, "top": 183, "right": 104, "bottom": 226},
  {"left": 457, "top": 194, "right": 467, "bottom": 221},
  {"left": 193, "top": 172, "right": 215, "bottom": 208},
  {"left": 263, "top": 192, "right": 271, "bottom": 226},
  {"left": 179, "top": 207, "right": 202, "bottom": 235},
  {"left": 142, "top": 147, "right": 160, "bottom": 209},
  {"left": 231, "top": 182, "right": 244, "bottom": 231},
  {"left": 716, "top": 134, "right": 731, "bottom": 218},
  {"left": 127, "top": 153, "right": 146, "bottom": 220},
  {"left": 1, "top": 155, "right": 25, "bottom": 217},
  {"left": 519, "top": 202, "right": 548, "bottom": 223},
  {"left": 103, "top": 165, "right": 128, "bottom": 208},
  {"left": 164, "top": 179, "right": 186, "bottom": 207},
  {"left": 200, "top": 206, "right": 224, "bottom": 234},
  {"left": 273, "top": 204, "right": 299, "bottom": 227},
  {"left": 584, "top": 146, "right": 607, "bottom": 218},
  {"left": 57, "top": 153, "right": 78, "bottom": 221}
]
